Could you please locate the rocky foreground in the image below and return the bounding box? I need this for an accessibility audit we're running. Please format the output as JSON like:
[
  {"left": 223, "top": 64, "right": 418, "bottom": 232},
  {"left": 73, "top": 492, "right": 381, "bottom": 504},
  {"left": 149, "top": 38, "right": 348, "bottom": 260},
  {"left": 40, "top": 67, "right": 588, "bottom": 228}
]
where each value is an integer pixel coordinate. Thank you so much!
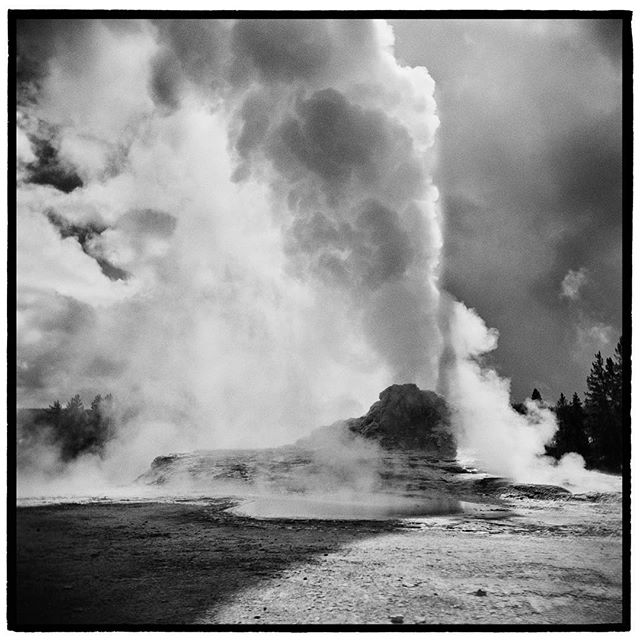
[
  {"left": 14, "top": 439, "right": 624, "bottom": 628},
  {"left": 15, "top": 489, "right": 622, "bottom": 627}
]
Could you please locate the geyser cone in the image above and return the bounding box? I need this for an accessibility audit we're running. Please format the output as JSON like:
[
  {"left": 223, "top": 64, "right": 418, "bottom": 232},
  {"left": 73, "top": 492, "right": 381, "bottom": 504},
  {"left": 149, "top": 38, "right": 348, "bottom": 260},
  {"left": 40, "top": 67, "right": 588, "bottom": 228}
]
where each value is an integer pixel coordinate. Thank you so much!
[{"left": 298, "top": 383, "right": 456, "bottom": 460}]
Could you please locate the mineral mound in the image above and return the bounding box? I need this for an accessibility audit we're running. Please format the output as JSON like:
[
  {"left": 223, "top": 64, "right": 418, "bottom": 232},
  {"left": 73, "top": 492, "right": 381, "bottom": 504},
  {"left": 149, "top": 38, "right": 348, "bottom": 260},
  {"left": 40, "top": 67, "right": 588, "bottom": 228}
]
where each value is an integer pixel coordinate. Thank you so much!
[{"left": 297, "top": 383, "right": 456, "bottom": 459}]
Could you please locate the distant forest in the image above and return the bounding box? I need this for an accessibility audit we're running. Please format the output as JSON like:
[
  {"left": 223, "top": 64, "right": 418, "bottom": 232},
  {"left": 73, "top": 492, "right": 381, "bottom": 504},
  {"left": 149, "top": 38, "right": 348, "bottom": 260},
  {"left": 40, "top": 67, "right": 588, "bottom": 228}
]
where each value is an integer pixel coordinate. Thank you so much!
[
  {"left": 18, "top": 394, "right": 116, "bottom": 462},
  {"left": 515, "top": 336, "right": 626, "bottom": 473},
  {"left": 18, "top": 337, "right": 626, "bottom": 473}
]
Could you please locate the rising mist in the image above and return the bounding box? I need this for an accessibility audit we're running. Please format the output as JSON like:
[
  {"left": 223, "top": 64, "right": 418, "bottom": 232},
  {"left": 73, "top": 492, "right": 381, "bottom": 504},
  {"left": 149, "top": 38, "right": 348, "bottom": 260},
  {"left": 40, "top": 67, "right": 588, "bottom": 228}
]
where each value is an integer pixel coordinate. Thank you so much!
[{"left": 16, "top": 18, "right": 610, "bottom": 496}]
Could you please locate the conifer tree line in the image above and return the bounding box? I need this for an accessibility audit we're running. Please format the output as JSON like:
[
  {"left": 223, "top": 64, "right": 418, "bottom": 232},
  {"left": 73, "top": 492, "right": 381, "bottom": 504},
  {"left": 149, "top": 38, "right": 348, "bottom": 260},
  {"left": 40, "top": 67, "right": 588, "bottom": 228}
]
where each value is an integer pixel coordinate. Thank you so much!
[
  {"left": 19, "top": 393, "right": 117, "bottom": 462},
  {"left": 544, "top": 336, "right": 626, "bottom": 472}
]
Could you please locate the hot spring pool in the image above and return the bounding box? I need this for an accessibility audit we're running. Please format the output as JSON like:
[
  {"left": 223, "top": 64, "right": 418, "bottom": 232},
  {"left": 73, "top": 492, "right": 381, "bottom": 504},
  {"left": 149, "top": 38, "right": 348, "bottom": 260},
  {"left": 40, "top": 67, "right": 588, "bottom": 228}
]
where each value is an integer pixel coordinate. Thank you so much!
[{"left": 228, "top": 494, "right": 462, "bottom": 520}]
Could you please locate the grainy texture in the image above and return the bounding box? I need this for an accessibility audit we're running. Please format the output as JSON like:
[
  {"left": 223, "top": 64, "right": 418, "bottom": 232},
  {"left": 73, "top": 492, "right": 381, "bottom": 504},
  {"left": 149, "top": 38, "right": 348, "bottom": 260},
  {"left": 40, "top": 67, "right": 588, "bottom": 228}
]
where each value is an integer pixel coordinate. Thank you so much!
[{"left": 14, "top": 496, "right": 622, "bottom": 627}]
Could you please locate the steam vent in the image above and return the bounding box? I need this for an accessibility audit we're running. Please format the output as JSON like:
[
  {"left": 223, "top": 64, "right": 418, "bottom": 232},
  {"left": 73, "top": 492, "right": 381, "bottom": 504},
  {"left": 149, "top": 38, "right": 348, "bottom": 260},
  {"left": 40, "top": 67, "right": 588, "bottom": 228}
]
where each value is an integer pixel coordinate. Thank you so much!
[{"left": 300, "top": 384, "right": 456, "bottom": 459}]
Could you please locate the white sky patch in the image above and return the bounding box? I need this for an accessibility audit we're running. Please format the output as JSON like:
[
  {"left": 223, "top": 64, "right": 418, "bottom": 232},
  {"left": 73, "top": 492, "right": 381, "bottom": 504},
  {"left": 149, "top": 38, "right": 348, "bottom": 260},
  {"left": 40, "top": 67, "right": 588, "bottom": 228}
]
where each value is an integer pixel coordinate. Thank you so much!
[
  {"left": 560, "top": 267, "right": 588, "bottom": 301},
  {"left": 17, "top": 207, "right": 138, "bottom": 308},
  {"left": 576, "top": 318, "right": 615, "bottom": 356},
  {"left": 569, "top": 310, "right": 618, "bottom": 375},
  {"left": 16, "top": 126, "right": 35, "bottom": 163}
]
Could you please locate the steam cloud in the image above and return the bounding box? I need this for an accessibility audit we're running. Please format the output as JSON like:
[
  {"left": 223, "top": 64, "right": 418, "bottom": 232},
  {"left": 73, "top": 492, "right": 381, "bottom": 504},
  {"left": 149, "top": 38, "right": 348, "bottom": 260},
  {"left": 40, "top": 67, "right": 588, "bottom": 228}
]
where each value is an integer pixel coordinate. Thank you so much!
[{"left": 16, "top": 18, "right": 606, "bottom": 495}]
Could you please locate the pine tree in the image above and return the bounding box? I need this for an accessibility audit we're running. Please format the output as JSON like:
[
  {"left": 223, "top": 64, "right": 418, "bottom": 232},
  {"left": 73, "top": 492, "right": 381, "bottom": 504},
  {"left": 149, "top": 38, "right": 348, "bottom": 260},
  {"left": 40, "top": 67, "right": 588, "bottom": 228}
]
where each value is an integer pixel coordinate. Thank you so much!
[
  {"left": 550, "top": 392, "right": 588, "bottom": 460},
  {"left": 46, "top": 399, "right": 63, "bottom": 433},
  {"left": 611, "top": 336, "right": 624, "bottom": 415},
  {"left": 61, "top": 394, "right": 89, "bottom": 460},
  {"left": 584, "top": 344, "right": 623, "bottom": 470},
  {"left": 547, "top": 393, "right": 568, "bottom": 459},
  {"left": 21, "top": 392, "right": 118, "bottom": 462},
  {"left": 88, "top": 394, "right": 116, "bottom": 456},
  {"left": 585, "top": 352, "right": 606, "bottom": 408},
  {"left": 568, "top": 392, "right": 588, "bottom": 460}
]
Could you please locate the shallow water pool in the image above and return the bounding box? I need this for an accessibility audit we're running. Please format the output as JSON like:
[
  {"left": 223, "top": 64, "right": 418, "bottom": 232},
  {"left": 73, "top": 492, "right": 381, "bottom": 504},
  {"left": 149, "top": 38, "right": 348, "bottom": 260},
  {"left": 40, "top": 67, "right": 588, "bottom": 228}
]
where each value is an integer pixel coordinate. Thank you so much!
[{"left": 229, "top": 494, "right": 462, "bottom": 520}]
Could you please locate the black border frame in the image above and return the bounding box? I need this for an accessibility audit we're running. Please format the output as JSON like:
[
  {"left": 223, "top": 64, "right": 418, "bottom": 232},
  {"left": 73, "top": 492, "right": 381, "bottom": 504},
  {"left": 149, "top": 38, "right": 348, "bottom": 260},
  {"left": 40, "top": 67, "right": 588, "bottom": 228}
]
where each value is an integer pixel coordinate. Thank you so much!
[{"left": 6, "top": 9, "right": 633, "bottom": 632}]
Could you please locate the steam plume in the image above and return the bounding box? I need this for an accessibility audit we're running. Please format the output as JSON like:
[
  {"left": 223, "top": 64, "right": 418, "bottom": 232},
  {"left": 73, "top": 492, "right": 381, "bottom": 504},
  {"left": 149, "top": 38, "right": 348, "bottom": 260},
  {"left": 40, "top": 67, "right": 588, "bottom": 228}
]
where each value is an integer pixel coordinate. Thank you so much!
[{"left": 16, "top": 18, "right": 611, "bottom": 494}]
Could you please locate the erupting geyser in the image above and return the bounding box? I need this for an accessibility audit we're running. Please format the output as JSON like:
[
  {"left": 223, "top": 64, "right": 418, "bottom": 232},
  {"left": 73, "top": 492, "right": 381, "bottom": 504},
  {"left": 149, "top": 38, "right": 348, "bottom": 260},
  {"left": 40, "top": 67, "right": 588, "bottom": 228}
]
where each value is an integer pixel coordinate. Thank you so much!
[{"left": 17, "top": 17, "right": 610, "bottom": 497}]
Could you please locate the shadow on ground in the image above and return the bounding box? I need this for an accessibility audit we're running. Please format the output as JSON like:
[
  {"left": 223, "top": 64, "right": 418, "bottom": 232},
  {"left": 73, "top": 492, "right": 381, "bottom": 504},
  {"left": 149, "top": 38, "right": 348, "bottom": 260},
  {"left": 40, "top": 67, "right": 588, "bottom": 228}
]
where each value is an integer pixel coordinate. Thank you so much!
[{"left": 14, "top": 499, "right": 411, "bottom": 626}]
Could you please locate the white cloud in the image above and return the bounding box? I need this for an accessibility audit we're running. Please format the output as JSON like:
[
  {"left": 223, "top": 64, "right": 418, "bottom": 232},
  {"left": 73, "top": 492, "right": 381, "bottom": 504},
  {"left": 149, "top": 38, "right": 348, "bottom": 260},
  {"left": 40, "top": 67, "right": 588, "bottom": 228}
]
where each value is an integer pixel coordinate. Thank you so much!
[
  {"left": 560, "top": 267, "right": 588, "bottom": 301},
  {"left": 577, "top": 319, "right": 614, "bottom": 351},
  {"left": 16, "top": 126, "right": 36, "bottom": 163},
  {"left": 17, "top": 203, "right": 136, "bottom": 307}
]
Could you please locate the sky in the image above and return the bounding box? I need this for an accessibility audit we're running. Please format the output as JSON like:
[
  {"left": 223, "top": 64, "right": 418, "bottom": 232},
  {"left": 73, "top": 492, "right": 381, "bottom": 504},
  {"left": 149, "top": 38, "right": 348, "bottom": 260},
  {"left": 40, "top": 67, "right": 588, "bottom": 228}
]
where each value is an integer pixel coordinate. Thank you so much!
[
  {"left": 15, "top": 17, "right": 623, "bottom": 439},
  {"left": 391, "top": 19, "right": 623, "bottom": 401}
]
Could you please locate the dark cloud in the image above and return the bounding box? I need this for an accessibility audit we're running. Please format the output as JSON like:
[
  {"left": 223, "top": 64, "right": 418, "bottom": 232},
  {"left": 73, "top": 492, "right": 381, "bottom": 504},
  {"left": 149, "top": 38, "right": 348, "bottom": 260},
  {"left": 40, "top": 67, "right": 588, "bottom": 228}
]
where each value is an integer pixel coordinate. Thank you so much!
[
  {"left": 81, "top": 355, "right": 126, "bottom": 378},
  {"left": 234, "top": 91, "right": 271, "bottom": 159},
  {"left": 277, "top": 89, "right": 385, "bottom": 184},
  {"left": 287, "top": 200, "right": 413, "bottom": 291},
  {"left": 16, "top": 19, "right": 98, "bottom": 105},
  {"left": 391, "top": 19, "right": 623, "bottom": 400},
  {"left": 277, "top": 90, "right": 372, "bottom": 183},
  {"left": 290, "top": 211, "right": 344, "bottom": 254},
  {"left": 231, "top": 19, "right": 331, "bottom": 83},
  {"left": 149, "top": 47, "right": 184, "bottom": 111},
  {"left": 45, "top": 209, "right": 106, "bottom": 244},
  {"left": 45, "top": 210, "right": 130, "bottom": 281},
  {"left": 589, "top": 19, "right": 623, "bottom": 62},
  {"left": 117, "top": 208, "right": 177, "bottom": 237},
  {"left": 149, "top": 20, "right": 231, "bottom": 110},
  {"left": 153, "top": 19, "right": 228, "bottom": 89},
  {"left": 270, "top": 89, "right": 420, "bottom": 201},
  {"left": 544, "top": 110, "right": 622, "bottom": 216},
  {"left": 101, "top": 18, "right": 147, "bottom": 36},
  {"left": 16, "top": 19, "right": 67, "bottom": 97},
  {"left": 24, "top": 132, "right": 83, "bottom": 193},
  {"left": 353, "top": 201, "right": 414, "bottom": 289},
  {"left": 17, "top": 359, "right": 48, "bottom": 393},
  {"left": 525, "top": 109, "right": 622, "bottom": 328},
  {"left": 92, "top": 257, "right": 130, "bottom": 282}
]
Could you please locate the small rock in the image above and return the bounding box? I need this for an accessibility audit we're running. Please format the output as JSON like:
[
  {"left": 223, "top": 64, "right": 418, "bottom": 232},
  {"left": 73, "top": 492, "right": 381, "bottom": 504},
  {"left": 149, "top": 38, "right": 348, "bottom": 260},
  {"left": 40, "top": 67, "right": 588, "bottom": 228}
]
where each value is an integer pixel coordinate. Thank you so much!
[
  {"left": 416, "top": 617, "right": 426, "bottom": 624},
  {"left": 389, "top": 615, "right": 404, "bottom": 624},
  {"left": 475, "top": 589, "right": 487, "bottom": 597}
]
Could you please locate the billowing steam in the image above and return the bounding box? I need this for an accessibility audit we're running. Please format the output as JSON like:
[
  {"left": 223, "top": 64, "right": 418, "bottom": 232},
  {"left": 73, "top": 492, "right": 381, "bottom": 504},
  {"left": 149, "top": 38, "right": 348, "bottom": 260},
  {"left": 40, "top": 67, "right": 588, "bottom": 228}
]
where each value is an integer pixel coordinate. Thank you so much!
[{"left": 16, "top": 18, "right": 606, "bottom": 496}]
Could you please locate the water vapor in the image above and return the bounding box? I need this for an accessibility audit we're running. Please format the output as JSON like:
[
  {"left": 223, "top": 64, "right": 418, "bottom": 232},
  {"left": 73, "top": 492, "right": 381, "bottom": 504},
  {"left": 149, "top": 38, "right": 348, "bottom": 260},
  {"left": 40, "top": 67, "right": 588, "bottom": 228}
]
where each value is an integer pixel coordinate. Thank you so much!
[{"left": 16, "top": 18, "right": 612, "bottom": 497}]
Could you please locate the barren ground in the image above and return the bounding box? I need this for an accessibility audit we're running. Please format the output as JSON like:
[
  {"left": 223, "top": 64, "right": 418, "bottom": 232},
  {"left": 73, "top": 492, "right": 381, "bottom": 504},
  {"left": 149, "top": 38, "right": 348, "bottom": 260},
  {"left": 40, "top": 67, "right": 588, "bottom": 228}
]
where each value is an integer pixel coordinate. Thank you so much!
[{"left": 14, "top": 493, "right": 622, "bottom": 627}]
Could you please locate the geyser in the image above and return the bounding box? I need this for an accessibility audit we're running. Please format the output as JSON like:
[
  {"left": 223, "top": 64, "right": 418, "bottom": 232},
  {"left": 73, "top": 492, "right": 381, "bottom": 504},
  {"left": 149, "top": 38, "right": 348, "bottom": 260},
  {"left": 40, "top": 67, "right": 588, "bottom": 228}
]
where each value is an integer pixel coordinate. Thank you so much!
[{"left": 16, "top": 17, "right": 609, "bottom": 496}]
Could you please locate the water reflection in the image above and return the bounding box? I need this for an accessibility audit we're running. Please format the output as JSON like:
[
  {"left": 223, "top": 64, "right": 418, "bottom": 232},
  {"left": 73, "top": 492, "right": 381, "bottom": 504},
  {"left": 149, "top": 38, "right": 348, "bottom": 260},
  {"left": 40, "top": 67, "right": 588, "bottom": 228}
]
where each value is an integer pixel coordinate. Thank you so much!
[{"left": 230, "top": 494, "right": 462, "bottom": 520}]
